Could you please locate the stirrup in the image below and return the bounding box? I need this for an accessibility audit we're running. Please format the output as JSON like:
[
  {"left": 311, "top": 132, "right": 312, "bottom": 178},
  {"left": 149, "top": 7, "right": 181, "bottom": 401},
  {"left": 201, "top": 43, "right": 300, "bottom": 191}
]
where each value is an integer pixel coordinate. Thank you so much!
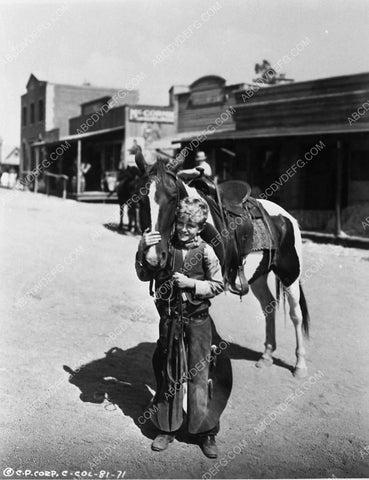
[{"left": 228, "top": 266, "right": 249, "bottom": 297}]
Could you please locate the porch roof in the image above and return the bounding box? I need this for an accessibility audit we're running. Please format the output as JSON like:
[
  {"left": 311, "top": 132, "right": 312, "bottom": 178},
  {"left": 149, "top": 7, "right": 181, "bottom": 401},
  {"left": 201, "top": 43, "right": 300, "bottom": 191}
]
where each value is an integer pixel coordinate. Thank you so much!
[
  {"left": 172, "top": 127, "right": 235, "bottom": 144},
  {"left": 32, "top": 126, "right": 125, "bottom": 147}
]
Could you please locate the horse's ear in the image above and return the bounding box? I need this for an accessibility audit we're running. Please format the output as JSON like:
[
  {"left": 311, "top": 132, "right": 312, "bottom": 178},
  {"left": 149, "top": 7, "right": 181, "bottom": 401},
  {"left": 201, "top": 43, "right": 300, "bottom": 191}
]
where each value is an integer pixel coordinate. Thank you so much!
[
  {"left": 135, "top": 151, "right": 148, "bottom": 176},
  {"left": 63, "top": 365, "right": 76, "bottom": 375}
]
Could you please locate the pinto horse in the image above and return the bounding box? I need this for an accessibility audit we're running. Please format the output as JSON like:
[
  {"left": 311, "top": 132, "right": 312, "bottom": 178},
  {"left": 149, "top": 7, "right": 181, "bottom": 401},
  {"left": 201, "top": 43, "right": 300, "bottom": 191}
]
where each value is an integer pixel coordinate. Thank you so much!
[{"left": 135, "top": 154, "right": 310, "bottom": 378}]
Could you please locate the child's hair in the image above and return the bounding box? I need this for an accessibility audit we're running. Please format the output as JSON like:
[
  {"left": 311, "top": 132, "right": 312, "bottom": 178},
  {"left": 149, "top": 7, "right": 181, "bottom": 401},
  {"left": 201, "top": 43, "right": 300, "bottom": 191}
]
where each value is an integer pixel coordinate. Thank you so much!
[{"left": 176, "top": 197, "right": 209, "bottom": 227}]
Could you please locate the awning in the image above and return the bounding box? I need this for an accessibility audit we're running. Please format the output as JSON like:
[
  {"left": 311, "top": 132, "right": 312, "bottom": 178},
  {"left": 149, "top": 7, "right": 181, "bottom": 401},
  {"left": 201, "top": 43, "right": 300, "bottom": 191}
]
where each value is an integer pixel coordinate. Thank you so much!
[
  {"left": 173, "top": 127, "right": 235, "bottom": 143},
  {"left": 209, "top": 124, "right": 369, "bottom": 140},
  {"left": 147, "top": 134, "right": 181, "bottom": 150},
  {"left": 172, "top": 123, "right": 369, "bottom": 144},
  {"left": 32, "top": 126, "right": 125, "bottom": 147}
]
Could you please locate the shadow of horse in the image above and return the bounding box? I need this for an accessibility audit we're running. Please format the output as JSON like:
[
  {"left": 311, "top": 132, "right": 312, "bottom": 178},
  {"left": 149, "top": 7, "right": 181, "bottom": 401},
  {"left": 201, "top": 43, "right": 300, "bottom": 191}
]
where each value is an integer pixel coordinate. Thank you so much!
[
  {"left": 226, "top": 343, "right": 294, "bottom": 373},
  {"left": 64, "top": 341, "right": 294, "bottom": 442}
]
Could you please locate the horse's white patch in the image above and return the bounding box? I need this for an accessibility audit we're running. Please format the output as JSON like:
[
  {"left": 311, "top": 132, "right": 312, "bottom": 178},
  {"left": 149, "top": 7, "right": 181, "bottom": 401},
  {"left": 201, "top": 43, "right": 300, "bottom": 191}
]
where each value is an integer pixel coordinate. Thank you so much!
[
  {"left": 242, "top": 252, "right": 265, "bottom": 279},
  {"left": 144, "top": 182, "right": 161, "bottom": 266},
  {"left": 146, "top": 384, "right": 156, "bottom": 397},
  {"left": 182, "top": 381, "right": 187, "bottom": 413},
  {"left": 258, "top": 199, "right": 302, "bottom": 273},
  {"left": 148, "top": 181, "right": 160, "bottom": 230}
]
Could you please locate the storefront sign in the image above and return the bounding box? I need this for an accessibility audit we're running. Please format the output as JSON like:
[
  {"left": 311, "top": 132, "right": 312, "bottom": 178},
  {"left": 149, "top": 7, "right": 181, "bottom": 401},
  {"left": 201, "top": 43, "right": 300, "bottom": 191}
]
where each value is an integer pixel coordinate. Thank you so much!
[
  {"left": 190, "top": 89, "right": 225, "bottom": 106},
  {"left": 129, "top": 108, "right": 174, "bottom": 123}
]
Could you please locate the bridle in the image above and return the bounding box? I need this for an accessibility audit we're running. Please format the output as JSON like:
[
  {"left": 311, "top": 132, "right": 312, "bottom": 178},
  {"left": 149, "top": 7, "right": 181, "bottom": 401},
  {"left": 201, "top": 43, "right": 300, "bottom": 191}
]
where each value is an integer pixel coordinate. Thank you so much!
[
  {"left": 146, "top": 169, "right": 186, "bottom": 276},
  {"left": 147, "top": 169, "right": 189, "bottom": 385}
]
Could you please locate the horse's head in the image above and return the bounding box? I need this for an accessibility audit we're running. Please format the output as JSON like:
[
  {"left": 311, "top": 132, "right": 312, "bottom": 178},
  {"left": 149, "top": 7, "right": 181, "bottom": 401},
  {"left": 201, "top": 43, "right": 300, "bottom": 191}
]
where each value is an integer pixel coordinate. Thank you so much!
[{"left": 135, "top": 152, "right": 184, "bottom": 271}]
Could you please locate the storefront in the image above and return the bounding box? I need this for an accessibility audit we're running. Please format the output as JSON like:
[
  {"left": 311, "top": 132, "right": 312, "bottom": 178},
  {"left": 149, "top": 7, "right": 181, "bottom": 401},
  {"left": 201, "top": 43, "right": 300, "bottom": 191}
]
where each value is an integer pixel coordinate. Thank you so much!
[
  {"left": 173, "top": 72, "right": 369, "bottom": 236},
  {"left": 30, "top": 101, "right": 175, "bottom": 201}
]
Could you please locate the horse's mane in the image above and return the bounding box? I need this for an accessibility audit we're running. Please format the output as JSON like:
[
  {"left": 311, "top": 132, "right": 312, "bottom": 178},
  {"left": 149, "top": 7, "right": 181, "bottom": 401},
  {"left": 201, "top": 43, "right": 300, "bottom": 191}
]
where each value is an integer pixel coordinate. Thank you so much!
[
  {"left": 146, "top": 157, "right": 176, "bottom": 178},
  {"left": 117, "top": 165, "right": 140, "bottom": 182}
]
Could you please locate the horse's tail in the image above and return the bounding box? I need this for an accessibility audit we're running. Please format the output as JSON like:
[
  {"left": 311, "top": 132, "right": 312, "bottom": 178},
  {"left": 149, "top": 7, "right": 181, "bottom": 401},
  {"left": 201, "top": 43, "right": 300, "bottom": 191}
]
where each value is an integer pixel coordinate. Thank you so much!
[
  {"left": 299, "top": 282, "right": 310, "bottom": 338},
  {"left": 276, "top": 278, "right": 309, "bottom": 337},
  {"left": 276, "top": 276, "right": 281, "bottom": 304}
]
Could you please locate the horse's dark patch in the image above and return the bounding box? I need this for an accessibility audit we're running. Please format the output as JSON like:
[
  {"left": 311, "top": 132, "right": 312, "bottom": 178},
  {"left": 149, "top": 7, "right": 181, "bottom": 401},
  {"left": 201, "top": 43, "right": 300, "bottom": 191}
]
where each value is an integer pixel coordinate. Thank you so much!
[{"left": 271, "top": 215, "right": 300, "bottom": 287}]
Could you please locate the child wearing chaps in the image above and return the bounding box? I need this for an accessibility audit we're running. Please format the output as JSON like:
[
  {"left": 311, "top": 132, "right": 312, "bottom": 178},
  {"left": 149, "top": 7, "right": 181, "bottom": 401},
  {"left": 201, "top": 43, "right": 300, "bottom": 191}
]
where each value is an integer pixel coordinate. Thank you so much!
[{"left": 135, "top": 197, "right": 232, "bottom": 458}]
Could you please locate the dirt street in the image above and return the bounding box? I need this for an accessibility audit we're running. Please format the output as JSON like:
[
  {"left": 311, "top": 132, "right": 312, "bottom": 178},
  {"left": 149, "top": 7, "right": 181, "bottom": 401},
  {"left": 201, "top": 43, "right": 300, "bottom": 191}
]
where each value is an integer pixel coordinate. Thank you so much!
[{"left": 1, "top": 190, "right": 369, "bottom": 479}]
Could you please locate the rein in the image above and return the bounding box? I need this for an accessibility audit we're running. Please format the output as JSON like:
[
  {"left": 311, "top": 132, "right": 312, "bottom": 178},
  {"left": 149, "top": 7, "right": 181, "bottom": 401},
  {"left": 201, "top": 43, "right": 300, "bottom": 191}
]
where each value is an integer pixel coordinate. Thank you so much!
[{"left": 148, "top": 170, "right": 188, "bottom": 386}]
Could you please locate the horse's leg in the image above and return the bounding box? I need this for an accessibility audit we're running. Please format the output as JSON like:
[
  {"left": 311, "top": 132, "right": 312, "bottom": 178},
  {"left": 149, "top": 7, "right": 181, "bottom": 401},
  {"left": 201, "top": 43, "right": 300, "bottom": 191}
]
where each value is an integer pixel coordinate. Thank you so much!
[
  {"left": 119, "top": 203, "right": 124, "bottom": 230},
  {"left": 285, "top": 280, "right": 308, "bottom": 378},
  {"left": 134, "top": 205, "right": 140, "bottom": 233},
  {"left": 128, "top": 206, "right": 134, "bottom": 232},
  {"left": 250, "top": 273, "right": 276, "bottom": 367}
]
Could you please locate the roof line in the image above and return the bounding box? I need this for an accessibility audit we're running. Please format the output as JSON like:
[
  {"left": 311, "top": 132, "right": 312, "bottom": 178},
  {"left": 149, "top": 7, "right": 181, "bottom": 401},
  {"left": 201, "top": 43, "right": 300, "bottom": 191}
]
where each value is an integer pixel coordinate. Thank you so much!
[
  {"left": 235, "top": 89, "right": 369, "bottom": 108},
  {"left": 47, "top": 80, "right": 136, "bottom": 92},
  {"left": 32, "top": 126, "right": 125, "bottom": 146}
]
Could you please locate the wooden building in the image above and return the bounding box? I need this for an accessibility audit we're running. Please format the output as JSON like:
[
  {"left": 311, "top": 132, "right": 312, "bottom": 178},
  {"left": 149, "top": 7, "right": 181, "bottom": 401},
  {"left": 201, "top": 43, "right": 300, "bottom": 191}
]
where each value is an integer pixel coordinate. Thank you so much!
[
  {"left": 31, "top": 99, "right": 174, "bottom": 201},
  {"left": 173, "top": 72, "right": 369, "bottom": 235},
  {"left": 172, "top": 75, "right": 245, "bottom": 176},
  {"left": 20, "top": 74, "right": 139, "bottom": 184},
  {"left": 0, "top": 143, "right": 20, "bottom": 173}
]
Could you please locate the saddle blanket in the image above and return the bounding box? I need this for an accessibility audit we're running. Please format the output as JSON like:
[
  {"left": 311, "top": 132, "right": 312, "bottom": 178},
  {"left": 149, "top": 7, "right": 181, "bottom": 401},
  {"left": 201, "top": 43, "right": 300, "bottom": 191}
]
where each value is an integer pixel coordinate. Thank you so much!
[{"left": 252, "top": 218, "right": 276, "bottom": 251}]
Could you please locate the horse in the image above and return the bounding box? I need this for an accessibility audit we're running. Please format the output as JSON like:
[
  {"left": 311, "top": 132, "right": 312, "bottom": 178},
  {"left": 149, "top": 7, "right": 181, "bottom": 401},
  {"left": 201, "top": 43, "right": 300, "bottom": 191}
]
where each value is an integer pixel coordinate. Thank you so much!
[
  {"left": 116, "top": 166, "right": 141, "bottom": 233},
  {"left": 134, "top": 153, "right": 310, "bottom": 378}
]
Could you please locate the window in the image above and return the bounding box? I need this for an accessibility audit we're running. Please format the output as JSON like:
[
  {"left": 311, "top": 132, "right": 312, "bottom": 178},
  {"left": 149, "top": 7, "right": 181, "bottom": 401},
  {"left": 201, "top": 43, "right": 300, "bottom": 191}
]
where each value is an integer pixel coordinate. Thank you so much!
[
  {"left": 22, "top": 106, "right": 27, "bottom": 126},
  {"left": 38, "top": 99, "right": 44, "bottom": 121},
  {"left": 30, "top": 103, "right": 35, "bottom": 124}
]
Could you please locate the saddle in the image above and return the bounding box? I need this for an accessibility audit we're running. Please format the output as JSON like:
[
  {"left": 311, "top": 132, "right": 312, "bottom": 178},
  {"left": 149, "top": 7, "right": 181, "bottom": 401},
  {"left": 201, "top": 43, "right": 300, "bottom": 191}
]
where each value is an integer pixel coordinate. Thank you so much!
[
  {"left": 188, "top": 175, "right": 217, "bottom": 199},
  {"left": 217, "top": 181, "right": 254, "bottom": 296},
  {"left": 191, "top": 178, "right": 277, "bottom": 297}
]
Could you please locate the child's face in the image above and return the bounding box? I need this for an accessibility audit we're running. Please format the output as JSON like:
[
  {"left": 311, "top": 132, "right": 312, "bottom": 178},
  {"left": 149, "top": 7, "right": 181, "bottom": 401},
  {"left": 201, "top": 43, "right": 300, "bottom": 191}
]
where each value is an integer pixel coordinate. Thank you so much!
[{"left": 176, "top": 220, "right": 202, "bottom": 243}]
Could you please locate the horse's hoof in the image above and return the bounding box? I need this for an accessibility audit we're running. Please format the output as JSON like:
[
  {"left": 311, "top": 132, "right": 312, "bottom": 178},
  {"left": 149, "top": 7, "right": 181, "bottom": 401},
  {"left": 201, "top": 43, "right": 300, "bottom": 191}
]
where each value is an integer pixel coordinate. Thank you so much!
[
  {"left": 293, "top": 367, "right": 308, "bottom": 378},
  {"left": 255, "top": 356, "right": 273, "bottom": 368}
]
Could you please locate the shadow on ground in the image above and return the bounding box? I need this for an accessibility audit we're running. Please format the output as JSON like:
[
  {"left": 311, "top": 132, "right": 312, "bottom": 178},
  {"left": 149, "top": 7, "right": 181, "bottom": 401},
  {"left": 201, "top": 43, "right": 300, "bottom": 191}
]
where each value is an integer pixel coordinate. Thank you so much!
[
  {"left": 63, "top": 340, "right": 293, "bottom": 443},
  {"left": 226, "top": 343, "right": 294, "bottom": 373},
  {"left": 64, "top": 344, "right": 158, "bottom": 439},
  {"left": 103, "top": 223, "right": 140, "bottom": 236}
]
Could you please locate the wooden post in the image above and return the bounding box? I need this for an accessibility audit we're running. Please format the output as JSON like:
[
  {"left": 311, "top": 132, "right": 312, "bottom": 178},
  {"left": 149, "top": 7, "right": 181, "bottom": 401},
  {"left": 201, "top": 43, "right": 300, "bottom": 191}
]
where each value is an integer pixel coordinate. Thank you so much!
[
  {"left": 77, "top": 139, "right": 82, "bottom": 195},
  {"left": 101, "top": 147, "right": 106, "bottom": 191},
  {"left": 335, "top": 140, "right": 344, "bottom": 237},
  {"left": 62, "top": 177, "right": 67, "bottom": 199},
  {"left": 34, "top": 147, "right": 39, "bottom": 193}
]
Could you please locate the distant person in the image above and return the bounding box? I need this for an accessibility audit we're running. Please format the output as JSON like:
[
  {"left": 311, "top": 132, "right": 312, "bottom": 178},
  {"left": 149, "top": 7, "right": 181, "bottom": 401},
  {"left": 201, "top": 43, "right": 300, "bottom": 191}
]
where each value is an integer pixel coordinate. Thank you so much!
[
  {"left": 81, "top": 162, "right": 91, "bottom": 176},
  {"left": 177, "top": 151, "right": 212, "bottom": 181},
  {"left": 0, "top": 170, "right": 9, "bottom": 188},
  {"left": 8, "top": 168, "right": 17, "bottom": 188}
]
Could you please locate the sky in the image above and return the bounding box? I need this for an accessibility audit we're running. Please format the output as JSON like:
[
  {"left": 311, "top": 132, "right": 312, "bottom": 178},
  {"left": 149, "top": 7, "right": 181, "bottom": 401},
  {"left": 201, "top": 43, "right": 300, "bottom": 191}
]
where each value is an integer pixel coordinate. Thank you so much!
[{"left": 0, "top": 0, "right": 368, "bottom": 146}]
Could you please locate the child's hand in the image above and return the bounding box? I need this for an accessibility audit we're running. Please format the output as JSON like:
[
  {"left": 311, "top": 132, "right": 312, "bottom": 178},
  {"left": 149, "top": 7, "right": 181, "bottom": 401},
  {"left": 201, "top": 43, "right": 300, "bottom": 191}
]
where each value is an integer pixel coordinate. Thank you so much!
[
  {"left": 173, "top": 272, "right": 195, "bottom": 290},
  {"left": 141, "top": 229, "right": 161, "bottom": 250}
]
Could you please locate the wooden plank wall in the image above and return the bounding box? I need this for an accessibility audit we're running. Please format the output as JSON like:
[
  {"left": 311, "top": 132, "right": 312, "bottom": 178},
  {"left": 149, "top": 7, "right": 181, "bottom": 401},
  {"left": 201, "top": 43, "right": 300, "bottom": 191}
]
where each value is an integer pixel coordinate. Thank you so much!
[
  {"left": 234, "top": 73, "right": 369, "bottom": 133},
  {"left": 177, "top": 90, "right": 238, "bottom": 132}
]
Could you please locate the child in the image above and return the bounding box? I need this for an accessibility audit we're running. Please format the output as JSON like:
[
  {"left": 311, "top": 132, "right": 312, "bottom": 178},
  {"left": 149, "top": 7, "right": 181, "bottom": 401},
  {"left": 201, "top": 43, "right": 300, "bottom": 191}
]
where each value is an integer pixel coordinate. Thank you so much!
[{"left": 135, "top": 197, "right": 232, "bottom": 459}]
